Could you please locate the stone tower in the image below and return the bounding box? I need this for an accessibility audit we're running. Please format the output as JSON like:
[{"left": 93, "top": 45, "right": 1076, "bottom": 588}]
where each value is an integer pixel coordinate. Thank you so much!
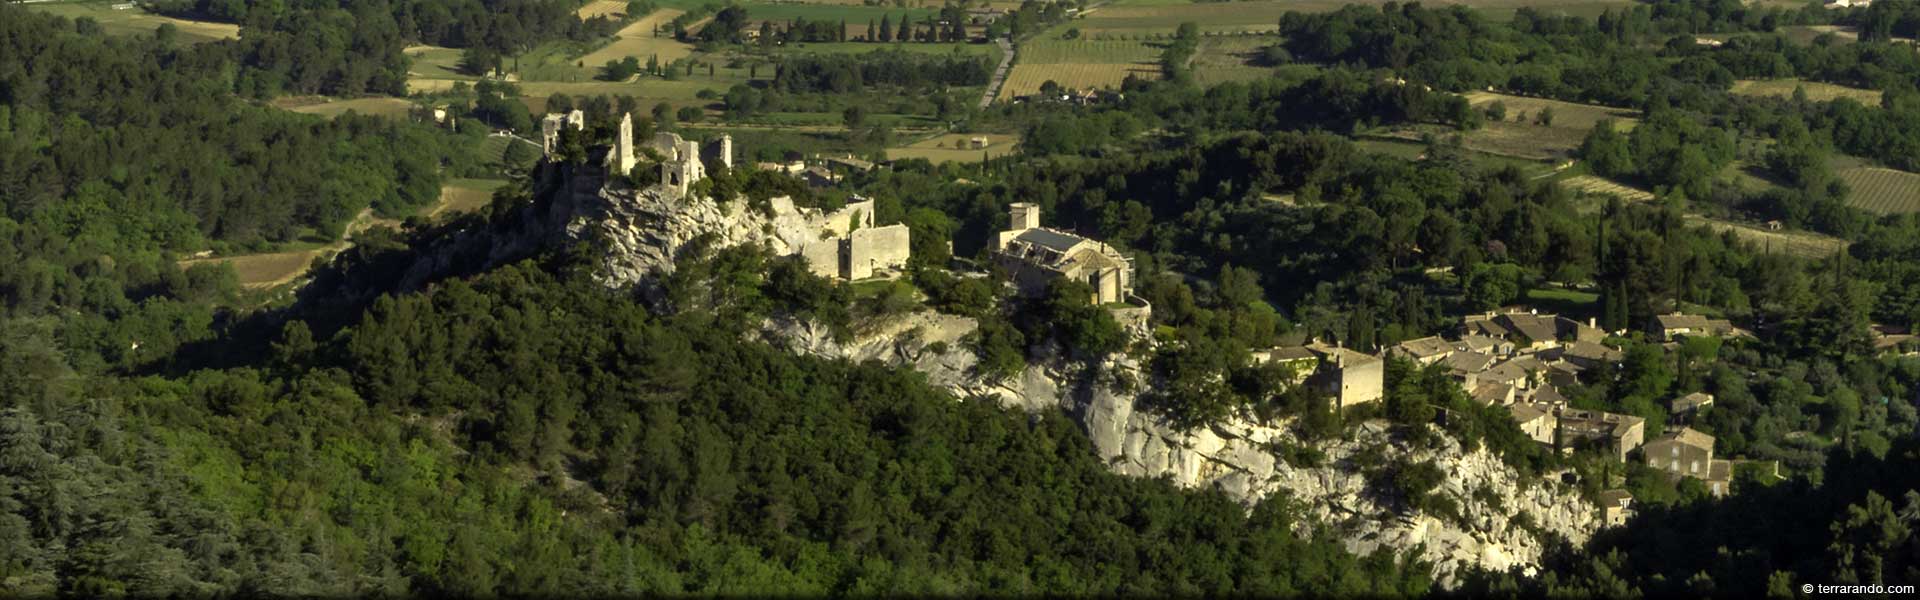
[
  {"left": 718, "top": 134, "right": 734, "bottom": 170},
  {"left": 680, "top": 139, "right": 705, "bottom": 182},
  {"left": 615, "top": 112, "right": 636, "bottom": 175},
  {"left": 1010, "top": 202, "right": 1041, "bottom": 231}
]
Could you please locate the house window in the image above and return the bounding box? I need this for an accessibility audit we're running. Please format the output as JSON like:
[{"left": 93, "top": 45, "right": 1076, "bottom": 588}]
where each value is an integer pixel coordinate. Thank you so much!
[
  {"left": 1670, "top": 446, "right": 1678, "bottom": 458},
  {"left": 1690, "top": 460, "right": 1699, "bottom": 474}
]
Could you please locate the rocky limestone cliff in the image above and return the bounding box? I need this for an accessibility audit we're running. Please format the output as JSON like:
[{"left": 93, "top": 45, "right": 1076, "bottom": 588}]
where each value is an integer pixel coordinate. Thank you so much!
[
  {"left": 442, "top": 166, "right": 1600, "bottom": 588},
  {"left": 767, "top": 318, "right": 1596, "bottom": 587}
]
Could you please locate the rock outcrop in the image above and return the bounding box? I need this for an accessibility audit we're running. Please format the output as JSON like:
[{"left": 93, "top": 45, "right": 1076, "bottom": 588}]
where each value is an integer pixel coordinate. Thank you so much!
[{"left": 770, "top": 318, "right": 1595, "bottom": 586}]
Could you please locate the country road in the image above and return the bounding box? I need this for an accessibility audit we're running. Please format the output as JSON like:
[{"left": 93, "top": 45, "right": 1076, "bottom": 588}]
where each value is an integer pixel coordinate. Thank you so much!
[{"left": 979, "top": 37, "right": 1015, "bottom": 108}]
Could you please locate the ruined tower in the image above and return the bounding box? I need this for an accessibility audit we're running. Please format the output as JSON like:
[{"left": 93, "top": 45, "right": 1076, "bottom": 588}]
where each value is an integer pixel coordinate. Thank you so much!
[{"left": 615, "top": 112, "right": 636, "bottom": 176}]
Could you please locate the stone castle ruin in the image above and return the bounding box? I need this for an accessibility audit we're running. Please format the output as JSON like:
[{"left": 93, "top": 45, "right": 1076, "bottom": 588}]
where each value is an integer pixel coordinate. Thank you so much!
[
  {"left": 795, "top": 198, "right": 911, "bottom": 281},
  {"left": 537, "top": 110, "right": 907, "bottom": 282}
]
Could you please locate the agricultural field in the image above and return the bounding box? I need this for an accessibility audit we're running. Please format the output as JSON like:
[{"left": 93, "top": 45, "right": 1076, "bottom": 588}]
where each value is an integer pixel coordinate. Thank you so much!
[
  {"left": 1019, "top": 39, "right": 1163, "bottom": 64},
  {"left": 1001, "top": 63, "right": 1158, "bottom": 98},
  {"left": 27, "top": 1, "right": 240, "bottom": 43},
  {"left": 770, "top": 41, "right": 999, "bottom": 57},
  {"left": 887, "top": 133, "right": 1021, "bottom": 164},
  {"left": 176, "top": 178, "right": 507, "bottom": 288},
  {"left": 1000, "top": 38, "right": 1161, "bottom": 99},
  {"left": 577, "top": 0, "right": 629, "bottom": 19},
  {"left": 1356, "top": 137, "right": 1560, "bottom": 177},
  {"left": 743, "top": 3, "right": 936, "bottom": 23},
  {"left": 1690, "top": 216, "right": 1849, "bottom": 258},
  {"left": 1189, "top": 35, "right": 1280, "bottom": 86},
  {"left": 1562, "top": 174, "right": 1847, "bottom": 257},
  {"left": 426, "top": 179, "right": 510, "bottom": 220},
  {"left": 1838, "top": 167, "right": 1920, "bottom": 215},
  {"left": 579, "top": 9, "right": 698, "bottom": 69},
  {"left": 276, "top": 97, "right": 417, "bottom": 119},
  {"left": 1380, "top": 92, "right": 1639, "bottom": 160},
  {"left": 1731, "top": 79, "right": 1882, "bottom": 105},
  {"left": 406, "top": 45, "right": 474, "bottom": 82},
  {"left": 1562, "top": 175, "right": 1656, "bottom": 203}
]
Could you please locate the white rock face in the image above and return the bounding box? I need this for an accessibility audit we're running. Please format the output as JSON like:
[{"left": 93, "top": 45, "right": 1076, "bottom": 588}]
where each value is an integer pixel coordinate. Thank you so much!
[
  {"left": 551, "top": 170, "right": 1597, "bottom": 589},
  {"left": 767, "top": 319, "right": 1597, "bottom": 587}
]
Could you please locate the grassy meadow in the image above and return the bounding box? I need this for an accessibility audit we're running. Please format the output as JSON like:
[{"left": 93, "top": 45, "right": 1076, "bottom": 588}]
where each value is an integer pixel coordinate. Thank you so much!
[{"left": 28, "top": 1, "right": 240, "bottom": 43}]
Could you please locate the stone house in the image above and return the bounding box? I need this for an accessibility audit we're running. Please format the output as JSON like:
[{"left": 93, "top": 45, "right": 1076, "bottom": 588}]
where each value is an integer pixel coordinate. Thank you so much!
[
  {"left": 1390, "top": 336, "right": 1453, "bottom": 365},
  {"left": 1253, "top": 343, "right": 1384, "bottom": 410},
  {"left": 1456, "top": 334, "right": 1516, "bottom": 357},
  {"left": 1472, "top": 382, "right": 1516, "bottom": 406},
  {"left": 1463, "top": 310, "right": 1604, "bottom": 349},
  {"left": 1669, "top": 392, "right": 1714, "bottom": 422},
  {"left": 991, "top": 203, "right": 1135, "bottom": 305},
  {"left": 1648, "top": 313, "right": 1739, "bottom": 342},
  {"left": 1597, "top": 489, "right": 1634, "bottom": 527},
  {"left": 1546, "top": 340, "right": 1624, "bottom": 370},
  {"left": 1555, "top": 408, "right": 1646, "bottom": 461},
  {"left": 1643, "top": 427, "right": 1732, "bottom": 496},
  {"left": 1509, "top": 403, "right": 1557, "bottom": 444}
]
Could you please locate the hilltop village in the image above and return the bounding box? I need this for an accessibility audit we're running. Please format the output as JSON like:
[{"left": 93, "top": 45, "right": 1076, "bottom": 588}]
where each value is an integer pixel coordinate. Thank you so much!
[{"left": 536, "top": 108, "right": 1784, "bottom": 529}]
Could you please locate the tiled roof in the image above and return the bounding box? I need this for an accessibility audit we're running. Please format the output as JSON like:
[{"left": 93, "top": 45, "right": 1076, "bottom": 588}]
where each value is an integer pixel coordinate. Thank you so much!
[
  {"left": 1657, "top": 313, "right": 1711, "bottom": 330},
  {"left": 1396, "top": 336, "right": 1453, "bottom": 358},
  {"left": 1597, "top": 489, "right": 1633, "bottom": 507}
]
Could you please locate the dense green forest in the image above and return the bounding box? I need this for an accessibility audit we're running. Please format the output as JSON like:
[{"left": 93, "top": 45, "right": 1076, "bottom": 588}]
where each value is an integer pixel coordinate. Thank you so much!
[
  {"left": 0, "top": 249, "right": 1433, "bottom": 595},
  {"left": 0, "top": 5, "right": 492, "bottom": 373}
]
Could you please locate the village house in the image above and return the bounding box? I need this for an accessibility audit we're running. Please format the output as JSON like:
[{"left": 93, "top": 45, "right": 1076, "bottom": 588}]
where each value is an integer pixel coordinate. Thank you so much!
[
  {"left": 1510, "top": 403, "right": 1558, "bottom": 444},
  {"left": 1556, "top": 408, "right": 1646, "bottom": 461},
  {"left": 1642, "top": 427, "right": 1732, "bottom": 496},
  {"left": 1669, "top": 392, "right": 1714, "bottom": 423},
  {"left": 1389, "top": 336, "right": 1454, "bottom": 365},
  {"left": 1544, "top": 340, "right": 1624, "bottom": 370},
  {"left": 1472, "top": 382, "right": 1517, "bottom": 406},
  {"left": 1253, "top": 342, "right": 1385, "bottom": 410},
  {"left": 991, "top": 203, "right": 1136, "bottom": 305},
  {"left": 1597, "top": 489, "right": 1634, "bottom": 527},
  {"left": 1456, "top": 333, "right": 1515, "bottom": 357},
  {"left": 1463, "top": 310, "right": 1605, "bottom": 349},
  {"left": 1647, "top": 312, "right": 1741, "bottom": 342}
]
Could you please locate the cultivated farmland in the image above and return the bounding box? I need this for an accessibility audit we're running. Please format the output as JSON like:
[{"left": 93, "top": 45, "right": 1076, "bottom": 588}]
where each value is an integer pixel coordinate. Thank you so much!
[
  {"left": 1731, "top": 79, "right": 1883, "bottom": 105},
  {"left": 278, "top": 97, "right": 417, "bottom": 119},
  {"left": 426, "top": 179, "right": 510, "bottom": 220},
  {"left": 580, "top": 9, "right": 698, "bottom": 68},
  {"left": 1562, "top": 175, "right": 1656, "bottom": 202},
  {"left": 1187, "top": 35, "right": 1281, "bottom": 86},
  {"left": 406, "top": 45, "right": 473, "bottom": 82},
  {"left": 577, "top": 0, "right": 629, "bottom": 19},
  {"left": 1839, "top": 167, "right": 1920, "bottom": 215},
  {"left": 1383, "top": 92, "right": 1641, "bottom": 160},
  {"left": 1002, "top": 64, "right": 1158, "bottom": 98},
  {"left": 1000, "top": 38, "right": 1161, "bottom": 99},
  {"left": 887, "top": 133, "right": 1021, "bottom": 164},
  {"left": 1562, "top": 174, "right": 1847, "bottom": 257},
  {"left": 28, "top": 2, "right": 240, "bottom": 43}
]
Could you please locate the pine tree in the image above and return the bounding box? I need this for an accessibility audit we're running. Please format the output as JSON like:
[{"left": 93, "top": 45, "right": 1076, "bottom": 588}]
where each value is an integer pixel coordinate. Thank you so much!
[{"left": 879, "top": 15, "right": 892, "bottom": 42}]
